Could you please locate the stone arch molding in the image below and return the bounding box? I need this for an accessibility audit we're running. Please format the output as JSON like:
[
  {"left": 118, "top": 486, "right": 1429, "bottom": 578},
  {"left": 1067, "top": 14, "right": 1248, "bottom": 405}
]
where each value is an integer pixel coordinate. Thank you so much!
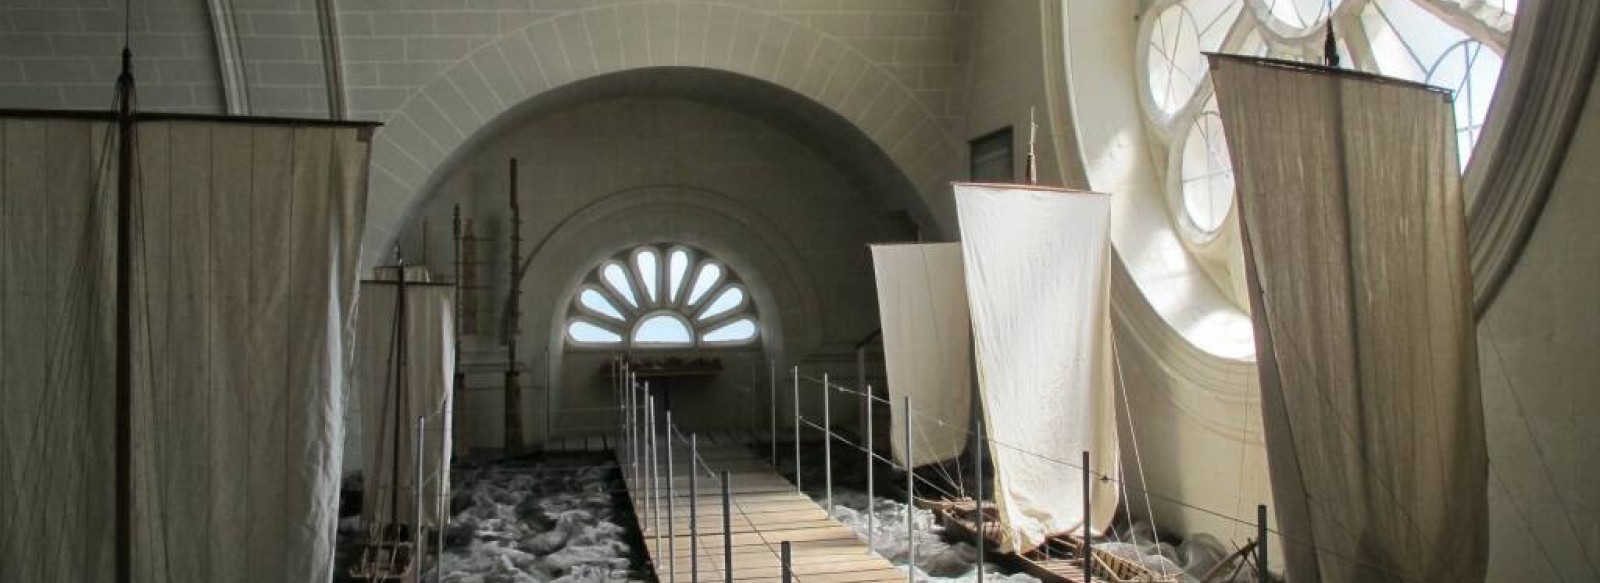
[{"left": 361, "top": 1, "right": 962, "bottom": 267}]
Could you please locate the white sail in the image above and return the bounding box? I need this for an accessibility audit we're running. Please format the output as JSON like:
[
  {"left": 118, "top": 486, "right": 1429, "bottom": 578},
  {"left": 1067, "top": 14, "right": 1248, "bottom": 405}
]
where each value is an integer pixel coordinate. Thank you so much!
[
  {"left": 353, "top": 265, "right": 456, "bottom": 530},
  {"left": 0, "top": 114, "right": 373, "bottom": 582},
  {"left": 870, "top": 243, "right": 971, "bottom": 467},
  {"left": 954, "top": 182, "right": 1120, "bottom": 553},
  {"left": 0, "top": 116, "right": 117, "bottom": 583},
  {"left": 1210, "top": 54, "right": 1488, "bottom": 583}
]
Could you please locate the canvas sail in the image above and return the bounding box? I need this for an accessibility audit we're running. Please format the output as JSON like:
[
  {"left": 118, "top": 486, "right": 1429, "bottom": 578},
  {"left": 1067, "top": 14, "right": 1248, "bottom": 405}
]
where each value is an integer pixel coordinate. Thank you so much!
[
  {"left": 0, "top": 115, "right": 117, "bottom": 583},
  {"left": 954, "top": 183, "right": 1120, "bottom": 553},
  {"left": 354, "top": 265, "right": 456, "bottom": 530},
  {"left": 1210, "top": 54, "right": 1488, "bottom": 583},
  {"left": 0, "top": 114, "right": 373, "bottom": 582},
  {"left": 870, "top": 243, "right": 971, "bottom": 467}
]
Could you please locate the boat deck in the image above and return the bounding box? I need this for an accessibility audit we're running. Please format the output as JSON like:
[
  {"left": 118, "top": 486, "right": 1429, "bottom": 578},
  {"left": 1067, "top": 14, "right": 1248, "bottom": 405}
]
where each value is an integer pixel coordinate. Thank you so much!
[
  {"left": 621, "top": 431, "right": 907, "bottom": 583},
  {"left": 930, "top": 502, "right": 1182, "bottom": 583}
]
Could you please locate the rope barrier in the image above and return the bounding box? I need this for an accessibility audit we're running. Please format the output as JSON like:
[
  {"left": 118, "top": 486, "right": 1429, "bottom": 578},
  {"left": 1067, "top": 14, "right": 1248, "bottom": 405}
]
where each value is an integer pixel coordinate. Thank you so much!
[
  {"left": 617, "top": 363, "right": 1467, "bottom": 583},
  {"left": 788, "top": 367, "right": 1457, "bottom": 583}
]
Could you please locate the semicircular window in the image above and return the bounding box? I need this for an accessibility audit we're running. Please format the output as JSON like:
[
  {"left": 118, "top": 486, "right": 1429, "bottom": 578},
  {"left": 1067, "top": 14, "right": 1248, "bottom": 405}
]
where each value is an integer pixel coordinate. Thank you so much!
[{"left": 565, "top": 244, "right": 761, "bottom": 349}]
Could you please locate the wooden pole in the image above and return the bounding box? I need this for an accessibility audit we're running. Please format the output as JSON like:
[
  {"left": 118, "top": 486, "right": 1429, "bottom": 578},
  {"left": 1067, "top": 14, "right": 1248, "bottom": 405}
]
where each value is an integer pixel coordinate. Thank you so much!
[
  {"left": 770, "top": 358, "right": 777, "bottom": 465},
  {"left": 504, "top": 158, "right": 524, "bottom": 452},
  {"left": 452, "top": 205, "right": 465, "bottom": 453},
  {"left": 667, "top": 411, "right": 676, "bottom": 583},
  {"left": 792, "top": 366, "right": 801, "bottom": 493},
  {"left": 823, "top": 373, "right": 833, "bottom": 515},
  {"left": 690, "top": 434, "right": 700, "bottom": 583},
  {"left": 865, "top": 384, "right": 874, "bottom": 553},
  {"left": 722, "top": 471, "right": 734, "bottom": 583},
  {"left": 114, "top": 46, "right": 134, "bottom": 583},
  {"left": 781, "top": 541, "right": 793, "bottom": 583},
  {"left": 1257, "top": 504, "right": 1269, "bottom": 583},
  {"left": 905, "top": 396, "right": 915, "bottom": 583},
  {"left": 975, "top": 416, "right": 985, "bottom": 583},
  {"left": 1082, "top": 450, "right": 1092, "bottom": 583}
]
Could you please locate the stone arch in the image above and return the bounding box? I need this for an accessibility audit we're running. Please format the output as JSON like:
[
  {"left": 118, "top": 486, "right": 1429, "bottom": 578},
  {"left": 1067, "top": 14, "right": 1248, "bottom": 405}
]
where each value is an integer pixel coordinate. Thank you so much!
[{"left": 361, "top": 1, "right": 962, "bottom": 267}]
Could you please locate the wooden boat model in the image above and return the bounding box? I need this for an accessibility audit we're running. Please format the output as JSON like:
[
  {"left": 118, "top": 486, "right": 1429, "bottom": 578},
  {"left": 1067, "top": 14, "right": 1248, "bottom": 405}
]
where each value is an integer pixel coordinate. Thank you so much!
[
  {"left": 349, "top": 523, "right": 418, "bottom": 581},
  {"left": 925, "top": 499, "right": 1181, "bottom": 583}
]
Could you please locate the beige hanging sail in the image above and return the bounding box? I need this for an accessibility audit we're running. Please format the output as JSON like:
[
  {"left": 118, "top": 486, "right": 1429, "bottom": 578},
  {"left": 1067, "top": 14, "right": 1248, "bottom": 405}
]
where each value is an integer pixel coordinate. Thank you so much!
[
  {"left": 0, "top": 113, "right": 375, "bottom": 582},
  {"left": 954, "top": 182, "right": 1120, "bottom": 554},
  {"left": 870, "top": 242, "right": 972, "bottom": 467},
  {"left": 1209, "top": 53, "right": 1488, "bottom": 583},
  {"left": 353, "top": 266, "right": 456, "bottom": 532}
]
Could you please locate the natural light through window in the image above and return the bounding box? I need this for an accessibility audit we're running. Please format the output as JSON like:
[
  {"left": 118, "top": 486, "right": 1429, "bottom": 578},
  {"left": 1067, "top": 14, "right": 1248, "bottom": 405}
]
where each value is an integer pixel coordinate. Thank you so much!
[
  {"left": 1139, "top": 0, "right": 1515, "bottom": 239},
  {"left": 565, "top": 244, "right": 760, "bottom": 348}
]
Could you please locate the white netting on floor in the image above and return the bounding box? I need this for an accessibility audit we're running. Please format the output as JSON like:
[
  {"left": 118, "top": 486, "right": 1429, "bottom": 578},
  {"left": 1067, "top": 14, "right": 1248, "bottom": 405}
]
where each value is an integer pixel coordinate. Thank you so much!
[{"left": 418, "top": 460, "right": 638, "bottom": 583}]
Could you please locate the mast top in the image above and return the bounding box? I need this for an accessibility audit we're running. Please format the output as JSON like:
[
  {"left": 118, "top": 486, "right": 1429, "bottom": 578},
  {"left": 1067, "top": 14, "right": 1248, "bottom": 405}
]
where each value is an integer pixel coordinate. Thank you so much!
[
  {"left": 1323, "top": 0, "right": 1340, "bottom": 67},
  {"left": 1025, "top": 107, "right": 1038, "bottom": 185}
]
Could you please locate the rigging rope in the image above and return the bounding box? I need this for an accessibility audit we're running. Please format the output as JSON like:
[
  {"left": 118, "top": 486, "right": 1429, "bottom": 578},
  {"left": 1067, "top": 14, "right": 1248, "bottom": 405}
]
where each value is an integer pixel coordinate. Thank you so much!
[{"left": 1484, "top": 328, "right": 1600, "bottom": 580}]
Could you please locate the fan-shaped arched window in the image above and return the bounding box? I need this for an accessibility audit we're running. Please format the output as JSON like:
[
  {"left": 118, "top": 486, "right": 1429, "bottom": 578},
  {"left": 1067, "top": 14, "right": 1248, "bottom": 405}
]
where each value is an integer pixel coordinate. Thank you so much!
[
  {"left": 565, "top": 244, "right": 761, "bottom": 349},
  {"left": 1138, "top": 0, "right": 1516, "bottom": 240}
]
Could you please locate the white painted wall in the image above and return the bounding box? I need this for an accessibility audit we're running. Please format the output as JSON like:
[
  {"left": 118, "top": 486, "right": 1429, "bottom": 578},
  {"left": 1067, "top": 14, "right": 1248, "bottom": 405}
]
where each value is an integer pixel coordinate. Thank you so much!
[{"left": 402, "top": 93, "right": 903, "bottom": 448}]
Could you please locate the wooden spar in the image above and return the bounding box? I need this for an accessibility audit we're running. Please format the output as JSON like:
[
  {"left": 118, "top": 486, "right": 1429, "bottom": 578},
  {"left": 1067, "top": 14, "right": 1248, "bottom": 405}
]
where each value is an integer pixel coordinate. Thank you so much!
[
  {"left": 929, "top": 500, "right": 1181, "bottom": 583},
  {"left": 461, "top": 220, "right": 477, "bottom": 335},
  {"left": 504, "top": 159, "right": 523, "bottom": 452},
  {"left": 1197, "top": 540, "right": 1258, "bottom": 583},
  {"left": 390, "top": 263, "right": 410, "bottom": 531},
  {"left": 451, "top": 206, "right": 464, "bottom": 461},
  {"left": 351, "top": 264, "right": 420, "bottom": 580},
  {"left": 114, "top": 45, "right": 134, "bottom": 583}
]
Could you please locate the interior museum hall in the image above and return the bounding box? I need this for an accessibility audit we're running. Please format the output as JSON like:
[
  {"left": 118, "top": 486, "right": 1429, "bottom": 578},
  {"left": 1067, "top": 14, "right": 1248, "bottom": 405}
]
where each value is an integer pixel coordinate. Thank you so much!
[{"left": 1, "top": 1, "right": 1595, "bottom": 582}]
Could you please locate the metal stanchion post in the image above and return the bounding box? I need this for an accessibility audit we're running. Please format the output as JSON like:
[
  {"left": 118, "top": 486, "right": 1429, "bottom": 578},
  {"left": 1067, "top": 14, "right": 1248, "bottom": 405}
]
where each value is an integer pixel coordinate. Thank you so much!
[
  {"left": 650, "top": 392, "right": 660, "bottom": 550},
  {"left": 905, "top": 396, "right": 915, "bottom": 583},
  {"left": 975, "top": 416, "right": 984, "bottom": 583},
  {"left": 781, "top": 540, "right": 793, "bottom": 583},
  {"left": 770, "top": 358, "right": 777, "bottom": 464},
  {"left": 1257, "top": 504, "right": 1269, "bottom": 583},
  {"left": 544, "top": 352, "right": 552, "bottom": 446},
  {"left": 667, "top": 412, "right": 676, "bottom": 583},
  {"left": 865, "top": 384, "right": 874, "bottom": 554},
  {"left": 437, "top": 415, "right": 446, "bottom": 583},
  {"left": 648, "top": 390, "right": 656, "bottom": 529},
  {"left": 415, "top": 416, "right": 426, "bottom": 571},
  {"left": 690, "top": 434, "right": 700, "bottom": 583},
  {"left": 1082, "top": 450, "right": 1092, "bottom": 583},
  {"left": 633, "top": 374, "right": 640, "bottom": 478},
  {"left": 823, "top": 373, "right": 833, "bottom": 515},
  {"left": 721, "top": 471, "right": 733, "bottom": 583},
  {"left": 792, "top": 366, "right": 801, "bottom": 493}
]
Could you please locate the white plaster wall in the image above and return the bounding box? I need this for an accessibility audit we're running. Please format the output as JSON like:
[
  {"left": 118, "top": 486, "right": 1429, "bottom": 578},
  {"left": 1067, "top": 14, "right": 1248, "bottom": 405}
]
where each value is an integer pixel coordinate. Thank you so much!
[
  {"left": 403, "top": 94, "right": 902, "bottom": 449},
  {"left": 0, "top": 0, "right": 224, "bottom": 112},
  {"left": 346, "top": 0, "right": 973, "bottom": 270}
]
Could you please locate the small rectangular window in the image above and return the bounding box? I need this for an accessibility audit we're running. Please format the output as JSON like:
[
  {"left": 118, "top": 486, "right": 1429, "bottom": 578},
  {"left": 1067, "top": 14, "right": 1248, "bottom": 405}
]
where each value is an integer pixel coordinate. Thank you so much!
[{"left": 969, "top": 127, "right": 1014, "bottom": 183}]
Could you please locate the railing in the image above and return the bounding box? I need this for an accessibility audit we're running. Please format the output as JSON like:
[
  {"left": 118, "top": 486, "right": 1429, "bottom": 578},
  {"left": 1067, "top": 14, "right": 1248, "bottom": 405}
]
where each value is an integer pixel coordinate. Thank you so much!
[{"left": 609, "top": 356, "right": 1287, "bottom": 583}]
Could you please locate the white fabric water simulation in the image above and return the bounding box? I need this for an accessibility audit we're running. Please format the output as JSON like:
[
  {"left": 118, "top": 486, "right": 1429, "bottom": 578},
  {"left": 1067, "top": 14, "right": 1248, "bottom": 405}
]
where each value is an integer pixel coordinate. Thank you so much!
[
  {"left": 1211, "top": 55, "right": 1488, "bottom": 583},
  {"left": 953, "top": 183, "right": 1121, "bottom": 553},
  {"left": 870, "top": 243, "right": 972, "bottom": 467}
]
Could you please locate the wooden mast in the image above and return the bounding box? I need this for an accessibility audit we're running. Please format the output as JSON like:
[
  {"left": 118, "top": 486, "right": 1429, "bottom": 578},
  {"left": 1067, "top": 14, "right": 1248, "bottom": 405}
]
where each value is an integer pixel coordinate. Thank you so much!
[
  {"left": 504, "top": 159, "right": 523, "bottom": 452},
  {"left": 114, "top": 45, "right": 134, "bottom": 583},
  {"left": 452, "top": 205, "right": 466, "bottom": 454}
]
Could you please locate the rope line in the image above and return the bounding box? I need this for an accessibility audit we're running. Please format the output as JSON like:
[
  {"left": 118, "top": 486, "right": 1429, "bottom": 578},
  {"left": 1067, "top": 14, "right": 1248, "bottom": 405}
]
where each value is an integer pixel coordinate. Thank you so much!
[{"left": 784, "top": 370, "right": 1451, "bottom": 583}]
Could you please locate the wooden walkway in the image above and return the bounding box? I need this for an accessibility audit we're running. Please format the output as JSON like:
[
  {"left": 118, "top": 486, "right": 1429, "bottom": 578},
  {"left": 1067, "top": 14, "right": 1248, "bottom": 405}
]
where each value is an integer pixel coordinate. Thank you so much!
[{"left": 622, "top": 431, "right": 908, "bottom": 583}]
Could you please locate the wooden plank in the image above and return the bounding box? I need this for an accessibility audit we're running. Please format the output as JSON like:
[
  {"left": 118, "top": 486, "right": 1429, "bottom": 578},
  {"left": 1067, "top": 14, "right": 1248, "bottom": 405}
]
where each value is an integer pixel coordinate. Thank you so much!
[{"left": 626, "top": 444, "right": 901, "bottom": 583}]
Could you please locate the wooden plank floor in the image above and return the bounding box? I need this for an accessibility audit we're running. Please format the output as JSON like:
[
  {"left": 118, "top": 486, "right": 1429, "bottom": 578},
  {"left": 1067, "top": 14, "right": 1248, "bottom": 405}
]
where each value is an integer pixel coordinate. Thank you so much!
[{"left": 622, "top": 431, "right": 907, "bottom": 583}]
